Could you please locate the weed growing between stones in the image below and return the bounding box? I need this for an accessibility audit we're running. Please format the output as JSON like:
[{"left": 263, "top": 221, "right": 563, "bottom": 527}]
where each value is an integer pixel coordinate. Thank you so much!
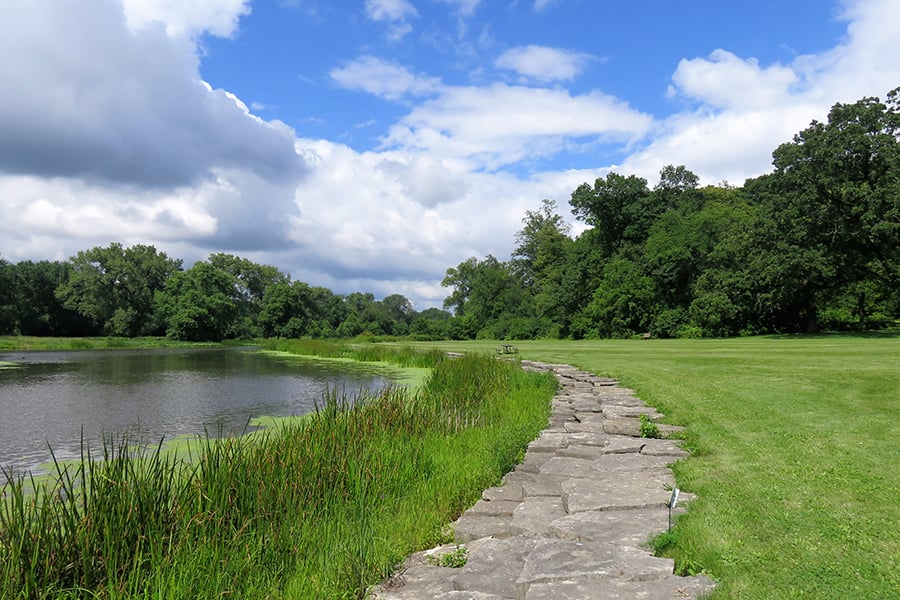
[{"left": 639, "top": 413, "right": 661, "bottom": 438}]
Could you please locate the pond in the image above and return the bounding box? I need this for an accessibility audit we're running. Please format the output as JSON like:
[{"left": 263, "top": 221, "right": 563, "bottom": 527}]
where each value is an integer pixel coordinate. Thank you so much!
[{"left": 0, "top": 347, "right": 390, "bottom": 478}]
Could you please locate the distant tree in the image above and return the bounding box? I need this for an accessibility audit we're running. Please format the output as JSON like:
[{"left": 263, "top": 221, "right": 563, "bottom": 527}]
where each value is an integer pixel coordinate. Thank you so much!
[
  {"left": 0, "top": 257, "right": 15, "bottom": 334},
  {"left": 155, "top": 261, "right": 237, "bottom": 341},
  {"left": 207, "top": 253, "right": 288, "bottom": 337},
  {"left": 56, "top": 243, "right": 181, "bottom": 336},
  {"left": 511, "top": 199, "right": 572, "bottom": 331}
]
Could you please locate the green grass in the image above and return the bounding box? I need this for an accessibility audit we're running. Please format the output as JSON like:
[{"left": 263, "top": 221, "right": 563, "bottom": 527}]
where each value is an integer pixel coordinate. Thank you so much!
[
  {"left": 0, "top": 336, "right": 224, "bottom": 351},
  {"left": 407, "top": 335, "right": 899, "bottom": 599},
  {"left": 0, "top": 349, "right": 557, "bottom": 599}
]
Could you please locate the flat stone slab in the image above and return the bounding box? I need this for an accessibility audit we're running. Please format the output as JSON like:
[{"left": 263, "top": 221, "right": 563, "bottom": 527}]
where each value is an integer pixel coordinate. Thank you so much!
[
  {"left": 562, "top": 469, "right": 674, "bottom": 513},
  {"left": 511, "top": 496, "right": 567, "bottom": 535},
  {"left": 516, "top": 540, "right": 675, "bottom": 597},
  {"left": 455, "top": 514, "right": 524, "bottom": 542},
  {"left": 453, "top": 536, "right": 540, "bottom": 598},
  {"left": 557, "top": 443, "right": 610, "bottom": 460},
  {"left": 591, "top": 453, "right": 676, "bottom": 473},
  {"left": 483, "top": 485, "right": 525, "bottom": 502},
  {"left": 640, "top": 439, "right": 689, "bottom": 458},
  {"left": 602, "top": 418, "right": 642, "bottom": 436},
  {"left": 468, "top": 499, "right": 521, "bottom": 517},
  {"left": 523, "top": 574, "right": 717, "bottom": 600},
  {"left": 549, "top": 508, "right": 671, "bottom": 546},
  {"left": 538, "top": 456, "right": 596, "bottom": 478},
  {"left": 602, "top": 437, "right": 647, "bottom": 454},
  {"left": 502, "top": 471, "right": 567, "bottom": 497}
]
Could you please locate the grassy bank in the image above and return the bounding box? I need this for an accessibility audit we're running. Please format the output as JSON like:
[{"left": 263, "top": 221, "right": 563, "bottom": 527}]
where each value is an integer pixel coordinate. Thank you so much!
[
  {"left": 0, "top": 349, "right": 557, "bottom": 599},
  {"left": 0, "top": 336, "right": 226, "bottom": 352},
  {"left": 409, "top": 336, "right": 899, "bottom": 599}
]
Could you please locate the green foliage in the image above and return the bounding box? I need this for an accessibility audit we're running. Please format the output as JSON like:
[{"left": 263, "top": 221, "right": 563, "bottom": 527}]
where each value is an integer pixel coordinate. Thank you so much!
[
  {"left": 429, "top": 545, "right": 468, "bottom": 568},
  {"left": 56, "top": 243, "right": 182, "bottom": 337},
  {"left": 638, "top": 413, "right": 660, "bottom": 438}
]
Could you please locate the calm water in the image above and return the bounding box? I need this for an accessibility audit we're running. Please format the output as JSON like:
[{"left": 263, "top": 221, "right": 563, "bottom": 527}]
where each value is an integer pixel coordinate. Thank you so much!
[{"left": 0, "top": 348, "right": 389, "bottom": 476}]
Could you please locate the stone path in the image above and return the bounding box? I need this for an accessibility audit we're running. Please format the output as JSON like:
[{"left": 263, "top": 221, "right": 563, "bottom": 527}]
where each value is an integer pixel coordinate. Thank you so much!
[{"left": 369, "top": 361, "right": 715, "bottom": 600}]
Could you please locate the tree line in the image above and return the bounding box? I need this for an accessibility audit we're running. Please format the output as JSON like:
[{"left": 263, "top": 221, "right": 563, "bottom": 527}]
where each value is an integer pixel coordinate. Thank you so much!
[
  {"left": 0, "top": 247, "right": 452, "bottom": 341},
  {"left": 1, "top": 90, "right": 898, "bottom": 341},
  {"left": 443, "top": 90, "right": 899, "bottom": 338}
]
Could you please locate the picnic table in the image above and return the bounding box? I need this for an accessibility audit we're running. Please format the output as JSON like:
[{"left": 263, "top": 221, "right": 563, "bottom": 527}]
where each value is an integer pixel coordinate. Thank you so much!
[{"left": 496, "top": 344, "right": 519, "bottom": 355}]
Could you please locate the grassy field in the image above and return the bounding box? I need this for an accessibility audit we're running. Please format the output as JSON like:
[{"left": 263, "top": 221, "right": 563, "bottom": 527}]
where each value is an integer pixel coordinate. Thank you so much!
[{"left": 406, "top": 335, "right": 899, "bottom": 599}]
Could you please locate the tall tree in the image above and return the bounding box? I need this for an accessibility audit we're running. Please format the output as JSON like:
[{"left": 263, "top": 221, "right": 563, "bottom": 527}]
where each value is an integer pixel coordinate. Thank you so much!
[
  {"left": 155, "top": 261, "right": 237, "bottom": 341},
  {"left": 756, "top": 89, "right": 900, "bottom": 330},
  {"left": 569, "top": 173, "right": 650, "bottom": 259},
  {"left": 56, "top": 243, "right": 181, "bottom": 336}
]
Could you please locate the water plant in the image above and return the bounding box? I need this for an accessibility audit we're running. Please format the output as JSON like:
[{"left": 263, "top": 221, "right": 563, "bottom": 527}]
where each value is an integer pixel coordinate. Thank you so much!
[{"left": 0, "top": 348, "right": 556, "bottom": 599}]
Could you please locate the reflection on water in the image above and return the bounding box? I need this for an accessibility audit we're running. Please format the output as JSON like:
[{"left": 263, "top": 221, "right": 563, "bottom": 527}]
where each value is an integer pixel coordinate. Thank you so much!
[{"left": 0, "top": 348, "right": 387, "bottom": 476}]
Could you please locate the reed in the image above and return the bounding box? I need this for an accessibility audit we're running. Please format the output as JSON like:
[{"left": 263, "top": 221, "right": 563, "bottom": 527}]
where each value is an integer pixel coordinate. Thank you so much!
[{"left": 0, "top": 349, "right": 556, "bottom": 599}]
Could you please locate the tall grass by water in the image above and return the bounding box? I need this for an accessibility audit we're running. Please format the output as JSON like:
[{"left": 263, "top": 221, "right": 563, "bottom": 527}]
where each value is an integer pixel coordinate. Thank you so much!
[
  {"left": 410, "top": 335, "right": 900, "bottom": 599},
  {"left": 0, "top": 350, "right": 556, "bottom": 598}
]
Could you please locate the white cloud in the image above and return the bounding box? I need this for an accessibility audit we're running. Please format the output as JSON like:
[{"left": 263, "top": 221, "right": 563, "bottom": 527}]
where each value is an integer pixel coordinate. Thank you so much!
[
  {"left": 122, "top": 0, "right": 251, "bottom": 37},
  {"left": 496, "top": 45, "right": 593, "bottom": 82},
  {"left": 330, "top": 56, "right": 442, "bottom": 101},
  {"left": 365, "top": 0, "right": 418, "bottom": 40},
  {"left": 669, "top": 50, "right": 798, "bottom": 110},
  {"left": 382, "top": 84, "right": 653, "bottom": 170},
  {"left": 627, "top": 0, "right": 900, "bottom": 186},
  {"left": 533, "top": 0, "right": 558, "bottom": 12}
]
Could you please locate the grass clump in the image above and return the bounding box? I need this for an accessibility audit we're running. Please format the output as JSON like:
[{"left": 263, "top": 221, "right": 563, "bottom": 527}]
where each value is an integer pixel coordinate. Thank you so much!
[
  {"left": 639, "top": 413, "right": 661, "bottom": 438},
  {"left": 0, "top": 349, "right": 556, "bottom": 599}
]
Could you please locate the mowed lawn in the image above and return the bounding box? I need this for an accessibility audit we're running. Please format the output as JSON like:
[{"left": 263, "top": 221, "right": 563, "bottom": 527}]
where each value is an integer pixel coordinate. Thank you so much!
[{"left": 411, "top": 335, "right": 899, "bottom": 599}]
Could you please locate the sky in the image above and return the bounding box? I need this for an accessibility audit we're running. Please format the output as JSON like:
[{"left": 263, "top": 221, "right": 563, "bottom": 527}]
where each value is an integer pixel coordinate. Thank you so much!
[{"left": 1, "top": 0, "right": 899, "bottom": 310}]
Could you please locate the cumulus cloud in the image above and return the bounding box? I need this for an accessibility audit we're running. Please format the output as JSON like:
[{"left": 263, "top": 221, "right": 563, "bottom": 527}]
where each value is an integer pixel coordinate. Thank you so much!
[
  {"left": 0, "top": 0, "right": 304, "bottom": 189},
  {"left": 0, "top": 0, "right": 306, "bottom": 261},
  {"left": 382, "top": 84, "right": 653, "bottom": 170},
  {"left": 496, "top": 45, "right": 594, "bottom": 82},
  {"left": 286, "top": 138, "right": 579, "bottom": 305},
  {"left": 121, "top": 0, "right": 251, "bottom": 37},
  {"left": 330, "top": 56, "right": 442, "bottom": 101},
  {"left": 624, "top": 0, "right": 900, "bottom": 185}
]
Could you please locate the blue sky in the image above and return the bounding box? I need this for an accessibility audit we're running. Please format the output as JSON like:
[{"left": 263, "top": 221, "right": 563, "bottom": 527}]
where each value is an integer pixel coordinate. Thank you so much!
[{"left": 1, "top": 0, "right": 898, "bottom": 308}]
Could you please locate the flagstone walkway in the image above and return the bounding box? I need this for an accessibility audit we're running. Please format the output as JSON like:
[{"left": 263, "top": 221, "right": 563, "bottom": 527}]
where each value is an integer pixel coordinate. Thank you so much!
[{"left": 369, "top": 360, "right": 716, "bottom": 600}]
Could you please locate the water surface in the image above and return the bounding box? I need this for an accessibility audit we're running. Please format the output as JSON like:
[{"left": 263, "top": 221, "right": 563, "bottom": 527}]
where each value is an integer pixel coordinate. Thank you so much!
[{"left": 0, "top": 348, "right": 388, "bottom": 476}]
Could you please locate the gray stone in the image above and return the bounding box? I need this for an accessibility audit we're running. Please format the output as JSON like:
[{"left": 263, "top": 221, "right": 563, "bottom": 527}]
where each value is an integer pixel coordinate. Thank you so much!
[
  {"left": 562, "top": 469, "right": 674, "bottom": 513},
  {"left": 511, "top": 496, "right": 567, "bottom": 535},
  {"left": 501, "top": 471, "right": 567, "bottom": 498},
  {"left": 602, "top": 405, "right": 664, "bottom": 420},
  {"left": 483, "top": 485, "right": 525, "bottom": 503},
  {"left": 602, "top": 418, "right": 642, "bottom": 436},
  {"left": 467, "top": 499, "right": 521, "bottom": 517},
  {"left": 453, "top": 536, "right": 540, "bottom": 598},
  {"left": 523, "top": 575, "right": 717, "bottom": 600},
  {"left": 564, "top": 421, "right": 608, "bottom": 434},
  {"left": 591, "top": 453, "right": 676, "bottom": 473},
  {"left": 455, "top": 514, "right": 523, "bottom": 542},
  {"left": 516, "top": 540, "right": 675, "bottom": 598},
  {"left": 640, "top": 439, "right": 689, "bottom": 458},
  {"left": 602, "top": 437, "right": 647, "bottom": 454},
  {"left": 549, "top": 508, "right": 670, "bottom": 547},
  {"left": 538, "top": 456, "right": 595, "bottom": 478},
  {"left": 514, "top": 451, "right": 554, "bottom": 473},
  {"left": 434, "top": 592, "right": 507, "bottom": 600},
  {"left": 557, "top": 444, "right": 609, "bottom": 460}
]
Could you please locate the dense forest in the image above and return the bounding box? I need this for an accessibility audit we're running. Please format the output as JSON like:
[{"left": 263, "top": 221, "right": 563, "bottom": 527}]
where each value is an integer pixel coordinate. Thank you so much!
[{"left": 2, "top": 91, "right": 898, "bottom": 341}]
